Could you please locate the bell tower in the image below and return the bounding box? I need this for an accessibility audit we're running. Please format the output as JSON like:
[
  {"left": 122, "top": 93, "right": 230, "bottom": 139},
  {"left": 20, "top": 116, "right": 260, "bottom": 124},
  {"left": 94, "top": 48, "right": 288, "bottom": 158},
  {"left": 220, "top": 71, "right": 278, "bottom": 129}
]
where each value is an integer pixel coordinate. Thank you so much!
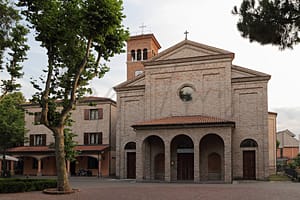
[{"left": 126, "top": 34, "right": 161, "bottom": 80}]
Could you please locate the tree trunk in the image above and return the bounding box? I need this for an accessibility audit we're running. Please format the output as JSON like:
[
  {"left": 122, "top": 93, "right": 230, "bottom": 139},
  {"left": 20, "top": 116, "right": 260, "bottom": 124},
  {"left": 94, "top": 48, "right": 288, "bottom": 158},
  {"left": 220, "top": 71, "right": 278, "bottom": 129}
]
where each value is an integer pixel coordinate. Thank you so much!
[{"left": 54, "top": 127, "right": 71, "bottom": 191}]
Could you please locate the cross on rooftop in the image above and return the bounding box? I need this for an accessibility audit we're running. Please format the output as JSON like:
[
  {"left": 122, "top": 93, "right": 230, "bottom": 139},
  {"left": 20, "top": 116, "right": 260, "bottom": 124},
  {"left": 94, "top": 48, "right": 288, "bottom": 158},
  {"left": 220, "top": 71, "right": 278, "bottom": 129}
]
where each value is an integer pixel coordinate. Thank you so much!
[
  {"left": 139, "top": 23, "right": 147, "bottom": 35},
  {"left": 184, "top": 30, "right": 189, "bottom": 40}
]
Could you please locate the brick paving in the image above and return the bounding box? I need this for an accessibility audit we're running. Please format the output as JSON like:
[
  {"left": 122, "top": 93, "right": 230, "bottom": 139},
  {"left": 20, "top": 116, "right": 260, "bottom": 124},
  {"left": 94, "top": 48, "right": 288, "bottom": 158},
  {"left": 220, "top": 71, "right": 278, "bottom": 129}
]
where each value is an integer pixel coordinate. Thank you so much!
[{"left": 0, "top": 177, "right": 299, "bottom": 200}]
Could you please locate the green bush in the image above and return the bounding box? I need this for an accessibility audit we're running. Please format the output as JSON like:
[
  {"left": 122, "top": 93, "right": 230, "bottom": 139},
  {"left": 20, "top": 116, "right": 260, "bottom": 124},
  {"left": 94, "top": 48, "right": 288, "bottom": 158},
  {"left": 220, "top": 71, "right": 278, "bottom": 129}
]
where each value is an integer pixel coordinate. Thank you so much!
[{"left": 0, "top": 179, "right": 57, "bottom": 193}]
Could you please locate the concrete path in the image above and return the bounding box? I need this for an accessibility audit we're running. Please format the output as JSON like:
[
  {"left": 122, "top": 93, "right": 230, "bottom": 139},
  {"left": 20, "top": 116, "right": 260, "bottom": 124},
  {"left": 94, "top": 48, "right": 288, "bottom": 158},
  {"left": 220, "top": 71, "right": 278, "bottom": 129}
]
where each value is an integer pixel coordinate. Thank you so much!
[{"left": 0, "top": 177, "right": 299, "bottom": 200}]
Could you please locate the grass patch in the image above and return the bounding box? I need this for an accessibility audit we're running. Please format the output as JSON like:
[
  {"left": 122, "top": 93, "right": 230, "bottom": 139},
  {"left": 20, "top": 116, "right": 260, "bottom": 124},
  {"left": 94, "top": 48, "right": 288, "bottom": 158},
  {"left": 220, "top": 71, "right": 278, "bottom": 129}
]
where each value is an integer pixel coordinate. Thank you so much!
[{"left": 268, "top": 174, "right": 291, "bottom": 181}]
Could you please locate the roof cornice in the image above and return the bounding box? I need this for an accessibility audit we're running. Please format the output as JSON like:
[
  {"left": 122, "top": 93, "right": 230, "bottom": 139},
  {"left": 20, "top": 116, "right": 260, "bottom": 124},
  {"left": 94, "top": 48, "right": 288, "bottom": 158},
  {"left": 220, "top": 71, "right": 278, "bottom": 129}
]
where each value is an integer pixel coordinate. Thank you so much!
[{"left": 144, "top": 53, "right": 234, "bottom": 67}]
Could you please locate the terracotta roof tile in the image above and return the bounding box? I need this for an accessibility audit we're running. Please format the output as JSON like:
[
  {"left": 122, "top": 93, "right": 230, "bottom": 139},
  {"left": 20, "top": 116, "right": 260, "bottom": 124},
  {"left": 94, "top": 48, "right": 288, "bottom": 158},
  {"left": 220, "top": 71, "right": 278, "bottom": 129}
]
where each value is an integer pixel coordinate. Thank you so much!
[
  {"left": 7, "top": 145, "right": 109, "bottom": 153},
  {"left": 7, "top": 146, "right": 53, "bottom": 152},
  {"left": 75, "top": 145, "right": 109, "bottom": 151},
  {"left": 132, "top": 115, "right": 235, "bottom": 129}
]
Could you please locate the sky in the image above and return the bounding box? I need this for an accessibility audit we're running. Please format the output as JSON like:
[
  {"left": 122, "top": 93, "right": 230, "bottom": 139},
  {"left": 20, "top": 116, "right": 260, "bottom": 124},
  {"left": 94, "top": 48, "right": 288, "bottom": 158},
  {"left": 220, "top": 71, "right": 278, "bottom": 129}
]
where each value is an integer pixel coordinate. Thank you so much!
[{"left": 3, "top": 0, "right": 300, "bottom": 136}]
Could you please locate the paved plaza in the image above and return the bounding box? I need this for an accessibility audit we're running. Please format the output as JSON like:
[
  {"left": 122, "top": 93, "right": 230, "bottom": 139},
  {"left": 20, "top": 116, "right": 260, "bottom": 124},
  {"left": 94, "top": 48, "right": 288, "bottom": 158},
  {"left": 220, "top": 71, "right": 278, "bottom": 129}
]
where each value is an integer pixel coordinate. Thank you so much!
[{"left": 0, "top": 177, "right": 299, "bottom": 200}]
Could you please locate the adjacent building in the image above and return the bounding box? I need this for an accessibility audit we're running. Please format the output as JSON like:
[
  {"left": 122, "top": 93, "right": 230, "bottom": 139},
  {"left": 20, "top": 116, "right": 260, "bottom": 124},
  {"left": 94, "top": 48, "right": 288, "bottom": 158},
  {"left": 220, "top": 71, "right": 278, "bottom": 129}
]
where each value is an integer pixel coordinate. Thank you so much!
[
  {"left": 114, "top": 33, "right": 276, "bottom": 182},
  {"left": 7, "top": 97, "right": 117, "bottom": 177},
  {"left": 277, "top": 129, "right": 299, "bottom": 160}
]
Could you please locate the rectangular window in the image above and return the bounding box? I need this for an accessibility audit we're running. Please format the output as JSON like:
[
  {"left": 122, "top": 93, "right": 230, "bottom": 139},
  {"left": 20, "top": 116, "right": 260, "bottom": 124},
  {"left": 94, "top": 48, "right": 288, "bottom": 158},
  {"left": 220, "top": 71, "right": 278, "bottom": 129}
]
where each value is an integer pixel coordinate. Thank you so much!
[
  {"left": 84, "top": 132, "right": 102, "bottom": 145},
  {"left": 84, "top": 108, "right": 103, "bottom": 120},
  {"left": 34, "top": 112, "right": 41, "bottom": 124},
  {"left": 90, "top": 109, "right": 99, "bottom": 120},
  {"left": 30, "top": 134, "right": 46, "bottom": 146}
]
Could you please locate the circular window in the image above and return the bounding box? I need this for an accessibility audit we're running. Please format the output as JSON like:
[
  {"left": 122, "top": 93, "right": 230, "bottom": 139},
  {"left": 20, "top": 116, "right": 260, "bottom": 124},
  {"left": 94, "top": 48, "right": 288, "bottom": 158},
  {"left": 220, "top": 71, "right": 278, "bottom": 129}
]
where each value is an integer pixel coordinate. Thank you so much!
[{"left": 179, "top": 86, "right": 194, "bottom": 102}]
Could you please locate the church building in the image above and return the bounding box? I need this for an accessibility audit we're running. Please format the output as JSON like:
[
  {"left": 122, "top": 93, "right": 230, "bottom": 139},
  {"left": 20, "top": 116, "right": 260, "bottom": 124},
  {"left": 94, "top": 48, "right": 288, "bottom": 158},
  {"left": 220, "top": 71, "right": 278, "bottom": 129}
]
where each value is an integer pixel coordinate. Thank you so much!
[{"left": 114, "top": 33, "right": 275, "bottom": 183}]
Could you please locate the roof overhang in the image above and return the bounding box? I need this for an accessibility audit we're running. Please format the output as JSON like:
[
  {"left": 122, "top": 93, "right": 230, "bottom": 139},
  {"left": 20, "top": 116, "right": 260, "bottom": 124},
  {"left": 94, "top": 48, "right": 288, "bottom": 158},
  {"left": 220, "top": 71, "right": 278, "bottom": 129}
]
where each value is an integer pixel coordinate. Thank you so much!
[
  {"left": 132, "top": 115, "right": 235, "bottom": 130},
  {"left": 7, "top": 145, "right": 109, "bottom": 154}
]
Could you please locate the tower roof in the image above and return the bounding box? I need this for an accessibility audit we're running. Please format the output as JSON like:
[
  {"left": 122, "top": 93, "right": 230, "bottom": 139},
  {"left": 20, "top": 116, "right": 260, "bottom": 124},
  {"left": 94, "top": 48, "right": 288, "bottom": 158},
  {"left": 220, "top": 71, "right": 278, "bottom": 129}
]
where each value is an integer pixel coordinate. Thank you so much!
[{"left": 128, "top": 33, "right": 161, "bottom": 49}]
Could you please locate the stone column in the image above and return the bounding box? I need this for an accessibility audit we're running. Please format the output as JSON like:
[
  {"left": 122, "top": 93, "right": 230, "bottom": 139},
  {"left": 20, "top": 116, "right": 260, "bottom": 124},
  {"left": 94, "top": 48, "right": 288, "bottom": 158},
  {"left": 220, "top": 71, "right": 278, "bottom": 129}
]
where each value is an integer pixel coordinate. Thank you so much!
[
  {"left": 164, "top": 140, "right": 171, "bottom": 182},
  {"left": 194, "top": 142, "right": 200, "bottom": 182},
  {"left": 37, "top": 159, "right": 42, "bottom": 176},
  {"left": 136, "top": 140, "right": 143, "bottom": 181},
  {"left": 224, "top": 135, "right": 232, "bottom": 183}
]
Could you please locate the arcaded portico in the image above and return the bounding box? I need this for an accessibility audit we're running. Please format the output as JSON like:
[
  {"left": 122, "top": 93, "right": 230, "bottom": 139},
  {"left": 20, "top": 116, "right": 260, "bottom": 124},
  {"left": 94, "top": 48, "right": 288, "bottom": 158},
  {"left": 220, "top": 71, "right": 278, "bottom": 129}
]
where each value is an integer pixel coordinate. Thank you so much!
[
  {"left": 131, "top": 116, "right": 234, "bottom": 183},
  {"left": 114, "top": 33, "right": 273, "bottom": 182}
]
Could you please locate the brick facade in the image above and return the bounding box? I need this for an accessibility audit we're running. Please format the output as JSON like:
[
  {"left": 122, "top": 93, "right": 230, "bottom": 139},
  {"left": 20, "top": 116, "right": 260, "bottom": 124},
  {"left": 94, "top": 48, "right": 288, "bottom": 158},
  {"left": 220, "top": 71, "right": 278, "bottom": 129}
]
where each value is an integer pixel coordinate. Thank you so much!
[{"left": 115, "top": 34, "right": 275, "bottom": 182}]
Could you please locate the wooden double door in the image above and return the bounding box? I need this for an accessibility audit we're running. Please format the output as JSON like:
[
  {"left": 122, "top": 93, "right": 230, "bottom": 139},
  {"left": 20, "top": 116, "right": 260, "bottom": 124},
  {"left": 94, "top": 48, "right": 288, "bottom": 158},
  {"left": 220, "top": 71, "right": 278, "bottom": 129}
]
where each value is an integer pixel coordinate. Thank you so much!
[
  {"left": 243, "top": 150, "right": 256, "bottom": 180},
  {"left": 177, "top": 153, "right": 194, "bottom": 180}
]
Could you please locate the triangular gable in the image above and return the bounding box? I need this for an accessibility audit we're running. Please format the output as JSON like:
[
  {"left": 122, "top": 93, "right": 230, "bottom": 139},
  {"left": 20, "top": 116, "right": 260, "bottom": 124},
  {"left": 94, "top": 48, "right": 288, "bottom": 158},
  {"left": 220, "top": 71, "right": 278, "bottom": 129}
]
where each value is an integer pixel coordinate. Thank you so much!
[
  {"left": 232, "top": 65, "right": 270, "bottom": 79},
  {"left": 151, "top": 40, "right": 233, "bottom": 61},
  {"left": 114, "top": 73, "right": 145, "bottom": 91}
]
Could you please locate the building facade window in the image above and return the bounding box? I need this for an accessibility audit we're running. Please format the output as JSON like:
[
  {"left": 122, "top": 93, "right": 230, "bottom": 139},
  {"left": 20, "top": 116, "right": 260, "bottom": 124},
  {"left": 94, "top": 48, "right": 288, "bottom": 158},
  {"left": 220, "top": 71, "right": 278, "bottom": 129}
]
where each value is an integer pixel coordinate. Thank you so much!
[
  {"left": 143, "top": 48, "right": 148, "bottom": 60},
  {"left": 240, "top": 139, "right": 258, "bottom": 148},
  {"left": 135, "top": 70, "right": 143, "bottom": 77},
  {"left": 137, "top": 49, "right": 142, "bottom": 60},
  {"left": 30, "top": 134, "right": 46, "bottom": 146},
  {"left": 84, "top": 132, "right": 103, "bottom": 145},
  {"left": 34, "top": 112, "right": 41, "bottom": 124},
  {"left": 84, "top": 108, "right": 103, "bottom": 120},
  {"left": 131, "top": 50, "right": 136, "bottom": 61},
  {"left": 179, "top": 85, "right": 195, "bottom": 102}
]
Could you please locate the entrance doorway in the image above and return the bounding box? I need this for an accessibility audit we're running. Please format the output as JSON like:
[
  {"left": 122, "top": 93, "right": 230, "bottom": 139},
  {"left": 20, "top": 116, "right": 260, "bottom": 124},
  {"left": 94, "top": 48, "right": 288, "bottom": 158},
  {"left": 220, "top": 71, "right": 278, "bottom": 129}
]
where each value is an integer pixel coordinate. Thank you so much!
[
  {"left": 243, "top": 150, "right": 256, "bottom": 179},
  {"left": 127, "top": 152, "right": 136, "bottom": 179},
  {"left": 208, "top": 152, "right": 221, "bottom": 180},
  {"left": 154, "top": 153, "right": 165, "bottom": 180},
  {"left": 177, "top": 153, "right": 194, "bottom": 180}
]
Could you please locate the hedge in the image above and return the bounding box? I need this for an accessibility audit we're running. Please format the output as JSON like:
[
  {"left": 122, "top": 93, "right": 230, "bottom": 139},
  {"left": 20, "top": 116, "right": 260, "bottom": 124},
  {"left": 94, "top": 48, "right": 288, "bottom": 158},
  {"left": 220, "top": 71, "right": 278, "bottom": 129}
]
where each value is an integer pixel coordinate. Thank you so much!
[{"left": 0, "top": 179, "right": 57, "bottom": 193}]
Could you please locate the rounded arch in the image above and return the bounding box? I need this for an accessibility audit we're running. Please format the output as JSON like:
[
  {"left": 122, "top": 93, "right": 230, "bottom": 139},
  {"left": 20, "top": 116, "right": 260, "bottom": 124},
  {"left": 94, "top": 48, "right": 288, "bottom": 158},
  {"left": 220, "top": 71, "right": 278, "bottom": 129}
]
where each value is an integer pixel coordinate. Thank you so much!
[
  {"left": 143, "top": 135, "right": 165, "bottom": 147},
  {"left": 171, "top": 134, "right": 194, "bottom": 181},
  {"left": 171, "top": 134, "right": 194, "bottom": 148},
  {"left": 200, "top": 133, "right": 225, "bottom": 147},
  {"left": 125, "top": 141, "right": 136, "bottom": 150},
  {"left": 240, "top": 138, "right": 258, "bottom": 148},
  {"left": 200, "top": 133, "right": 224, "bottom": 181},
  {"left": 142, "top": 135, "right": 165, "bottom": 180}
]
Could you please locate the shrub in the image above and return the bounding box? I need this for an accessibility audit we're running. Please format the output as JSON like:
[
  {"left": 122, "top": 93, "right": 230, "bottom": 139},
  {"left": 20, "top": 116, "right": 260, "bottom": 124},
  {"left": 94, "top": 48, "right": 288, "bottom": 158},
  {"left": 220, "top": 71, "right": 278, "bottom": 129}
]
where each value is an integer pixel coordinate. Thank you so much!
[{"left": 0, "top": 179, "right": 57, "bottom": 193}]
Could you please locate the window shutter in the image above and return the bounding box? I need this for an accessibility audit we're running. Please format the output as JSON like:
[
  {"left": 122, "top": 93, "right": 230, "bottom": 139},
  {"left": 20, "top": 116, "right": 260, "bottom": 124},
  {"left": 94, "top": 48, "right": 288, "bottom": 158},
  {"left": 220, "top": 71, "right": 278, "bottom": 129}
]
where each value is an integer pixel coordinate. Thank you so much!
[
  {"left": 84, "top": 109, "right": 90, "bottom": 120},
  {"left": 84, "top": 133, "right": 88, "bottom": 145},
  {"left": 98, "top": 132, "right": 103, "bottom": 144},
  {"left": 98, "top": 108, "right": 103, "bottom": 119},
  {"left": 30, "top": 135, "right": 34, "bottom": 146},
  {"left": 42, "top": 134, "right": 46, "bottom": 146}
]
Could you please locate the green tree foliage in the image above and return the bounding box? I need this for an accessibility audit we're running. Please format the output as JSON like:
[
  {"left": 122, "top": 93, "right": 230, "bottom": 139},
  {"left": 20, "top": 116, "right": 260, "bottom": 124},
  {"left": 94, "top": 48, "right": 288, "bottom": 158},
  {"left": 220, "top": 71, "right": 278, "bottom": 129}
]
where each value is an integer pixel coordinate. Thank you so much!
[
  {"left": 18, "top": 0, "right": 129, "bottom": 191},
  {"left": 0, "top": 92, "right": 26, "bottom": 176},
  {"left": 233, "top": 0, "right": 300, "bottom": 49},
  {"left": 0, "top": 0, "right": 29, "bottom": 100}
]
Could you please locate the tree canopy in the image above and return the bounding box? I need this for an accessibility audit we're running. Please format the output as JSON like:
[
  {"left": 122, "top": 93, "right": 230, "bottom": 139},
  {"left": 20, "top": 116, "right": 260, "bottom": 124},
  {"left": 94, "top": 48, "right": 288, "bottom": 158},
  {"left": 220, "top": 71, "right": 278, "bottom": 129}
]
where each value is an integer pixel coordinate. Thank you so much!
[
  {"left": 233, "top": 0, "right": 300, "bottom": 50},
  {"left": 0, "top": 0, "right": 29, "bottom": 100},
  {"left": 0, "top": 92, "right": 26, "bottom": 176},
  {"left": 18, "top": 0, "right": 129, "bottom": 191}
]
